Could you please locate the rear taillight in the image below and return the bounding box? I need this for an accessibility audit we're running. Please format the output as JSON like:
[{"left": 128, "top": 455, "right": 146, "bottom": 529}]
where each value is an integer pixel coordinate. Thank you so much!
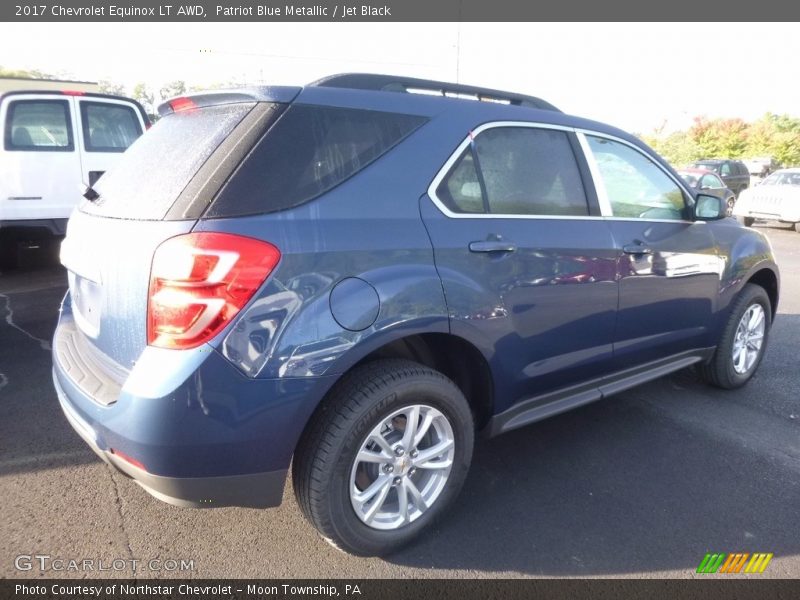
[{"left": 147, "top": 232, "right": 280, "bottom": 350}]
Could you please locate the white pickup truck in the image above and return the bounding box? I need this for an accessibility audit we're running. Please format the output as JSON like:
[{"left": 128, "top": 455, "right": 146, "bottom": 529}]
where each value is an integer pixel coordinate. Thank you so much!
[{"left": 1, "top": 90, "right": 149, "bottom": 266}]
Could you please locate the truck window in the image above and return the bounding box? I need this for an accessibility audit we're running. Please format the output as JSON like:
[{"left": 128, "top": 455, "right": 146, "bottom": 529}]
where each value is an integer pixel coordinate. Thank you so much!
[
  {"left": 3, "top": 99, "right": 74, "bottom": 152},
  {"left": 80, "top": 101, "right": 143, "bottom": 152}
]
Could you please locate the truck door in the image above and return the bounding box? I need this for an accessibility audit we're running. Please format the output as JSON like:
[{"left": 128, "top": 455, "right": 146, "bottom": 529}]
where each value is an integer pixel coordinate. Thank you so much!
[
  {"left": 75, "top": 97, "right": 145, "bottom": 187},
  {"left": 1, "top": 94, "right": 81, "bottom": 228}
]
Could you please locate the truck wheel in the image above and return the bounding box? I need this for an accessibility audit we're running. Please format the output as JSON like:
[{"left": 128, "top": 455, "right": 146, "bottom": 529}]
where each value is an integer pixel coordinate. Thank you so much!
[
  {"left": 738, "top": 217, "right": 755, "bottom": 227},
  {"left": 699, "top": 284, "right": 771, "bottom": 389},
  {"left": 0, "top": 237, "right": 18, "bottom": 271},
  {"left": 293, "top": 359, "right": 474, "bottom": 556}
]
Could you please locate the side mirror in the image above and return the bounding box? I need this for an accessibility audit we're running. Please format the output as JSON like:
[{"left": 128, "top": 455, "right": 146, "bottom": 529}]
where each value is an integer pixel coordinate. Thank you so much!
[{"left": 694, "top": 193, "right": 726, "bottom": 221}]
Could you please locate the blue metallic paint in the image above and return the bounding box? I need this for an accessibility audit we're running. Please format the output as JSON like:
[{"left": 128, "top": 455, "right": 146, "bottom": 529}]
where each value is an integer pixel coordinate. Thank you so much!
[
  {"left": 51, "top": 83, "right": 780, "bottom": 508},
  {"left": 54, "top": 300, "right": 336, "bottom": 479}
]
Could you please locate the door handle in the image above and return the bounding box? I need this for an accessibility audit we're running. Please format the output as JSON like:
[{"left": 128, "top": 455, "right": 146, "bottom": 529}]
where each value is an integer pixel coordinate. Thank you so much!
[
  {"left": 623, "top": 243, "right": 653, "bottom": 255},
  {"left": 469, "top": 240, "right": 517, "bottom": 253}
]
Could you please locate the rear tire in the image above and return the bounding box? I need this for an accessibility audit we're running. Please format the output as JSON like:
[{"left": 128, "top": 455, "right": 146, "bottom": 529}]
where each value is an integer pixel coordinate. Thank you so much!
[
  {"left": 293, "top": 359, "right": 474, "bottom": 556},
  {"left": 699, "top": 284, "right": 771, "bottom": 389},
  {"left": 739, "top": 216, "right": 755, "bottom": 227}
]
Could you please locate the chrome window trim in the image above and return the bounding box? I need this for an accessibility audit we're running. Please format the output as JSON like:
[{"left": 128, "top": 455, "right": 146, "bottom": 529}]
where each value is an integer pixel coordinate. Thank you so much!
[
  {"left": 426, "top": 120, "right": 700, "bottom": 225},
  {"left": 426, "top": 121, "right": 604, "bottom": 221},
  {"left": 576, "top": 132, "right": 612, "bottom": 216}
]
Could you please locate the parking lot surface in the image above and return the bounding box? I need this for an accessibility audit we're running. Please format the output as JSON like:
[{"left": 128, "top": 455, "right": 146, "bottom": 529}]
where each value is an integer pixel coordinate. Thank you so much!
[{"left": 1, "top": 223, "right": 798, "bottom": 579}]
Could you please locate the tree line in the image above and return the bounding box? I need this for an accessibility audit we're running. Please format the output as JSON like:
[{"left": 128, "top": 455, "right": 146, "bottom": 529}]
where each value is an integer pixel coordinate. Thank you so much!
[
  {"left": 640, "top": 114, "right": 800, "bottom": 168},
  {"left": 1, "top": 66, "right": 206, "bottom": 121}
]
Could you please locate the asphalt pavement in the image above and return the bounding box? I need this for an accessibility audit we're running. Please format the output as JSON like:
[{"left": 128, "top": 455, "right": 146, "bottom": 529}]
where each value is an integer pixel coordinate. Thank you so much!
[{"left": 1, "top": 223, "right": 798, "bottom": 579}]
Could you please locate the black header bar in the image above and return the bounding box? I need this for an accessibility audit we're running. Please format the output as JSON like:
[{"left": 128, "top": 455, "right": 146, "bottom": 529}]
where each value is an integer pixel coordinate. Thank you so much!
[{"left": 2, "top": 0, "right": 799, "bottom": 22}]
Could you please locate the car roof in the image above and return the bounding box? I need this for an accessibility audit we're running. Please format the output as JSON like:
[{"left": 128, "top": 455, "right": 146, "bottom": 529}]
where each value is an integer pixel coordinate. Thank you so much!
[
  {"left": 162, "top": 73, "right": 673, "bottom": 176},
  {"left": 310, "top": 73, "right": 561, "bottom": 112},
  {"left": 679, "top": 168, "right": 717, "bottom": 175}
]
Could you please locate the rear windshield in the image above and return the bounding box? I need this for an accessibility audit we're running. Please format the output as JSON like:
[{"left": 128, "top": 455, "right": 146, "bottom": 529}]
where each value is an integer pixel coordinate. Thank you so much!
[
  {"left": 206, "top": 104, "right": 427, "bottom": 217},
  {"left": 80, "top": 102, "right": 254, "bottom": 220}
]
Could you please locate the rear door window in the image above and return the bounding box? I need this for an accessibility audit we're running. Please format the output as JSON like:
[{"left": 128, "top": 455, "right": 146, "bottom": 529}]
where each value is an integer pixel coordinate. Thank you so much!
[
  {"left": 436, "top": 126, "right": 589, "bottom": 216},
  {"left": 80, "top": 102, "right": 255, "bottom": 220},
  {"left": 4, "top": 99, "right": 74, "bottom": 151},
  {"left": 475, "top": 128, "right": 588, "bottom": 216},
  {"left": 79, "top": 101, "right": 142, "bottom": 152},
  {"left": 207, "top": 105, "right": 427, "bottom": 217}
]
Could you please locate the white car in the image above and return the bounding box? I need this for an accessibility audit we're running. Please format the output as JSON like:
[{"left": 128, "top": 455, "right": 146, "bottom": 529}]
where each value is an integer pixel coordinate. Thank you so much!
[
  {"left": 733, "top": 168, "right": 800, "bottom": 232},
  {"left": 1, "top": 90, "right": 148, "bottom": 266}
]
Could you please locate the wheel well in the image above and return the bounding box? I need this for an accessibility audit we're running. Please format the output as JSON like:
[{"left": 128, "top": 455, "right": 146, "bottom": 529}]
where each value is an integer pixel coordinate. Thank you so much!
[
  {"left": 350, "top": 333, "right": 494, "bottom": 429},
  {"left": 748, "top": 268, "right": 779, "bottom": 318}
]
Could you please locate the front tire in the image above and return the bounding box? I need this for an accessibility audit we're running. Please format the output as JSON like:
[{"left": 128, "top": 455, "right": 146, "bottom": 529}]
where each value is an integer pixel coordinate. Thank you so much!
[
  {"left": 699, "top": 284, "right": 771, "bottom": 389},
  {"left": 293, "top": 359, "right": 474, "bottom": 556}
]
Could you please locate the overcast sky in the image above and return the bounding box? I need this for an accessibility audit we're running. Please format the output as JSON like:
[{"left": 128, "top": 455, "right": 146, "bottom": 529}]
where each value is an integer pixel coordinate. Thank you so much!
[{"left": 1, "top": 22, "right": 797, "bottom": 133}]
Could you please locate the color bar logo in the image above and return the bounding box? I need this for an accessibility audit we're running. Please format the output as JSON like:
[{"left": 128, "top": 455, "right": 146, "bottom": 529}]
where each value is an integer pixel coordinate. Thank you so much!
[{"left": 697, "top": 552, "right": 773, "bottom": 574}]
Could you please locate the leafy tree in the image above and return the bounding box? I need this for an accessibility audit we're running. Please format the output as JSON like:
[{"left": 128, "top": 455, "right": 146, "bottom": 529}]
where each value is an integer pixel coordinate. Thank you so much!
[
  {"left": 642, "top": 112, "right": 800, "bottom": 168},
  {"left": 761, "top": 113, "right": 800, "bottom": 166},
  {"left": 642, "top": 130, "right": 702, "bottom": 167},
  {"left": 132, "top": 82, "right": 156, "bottom": 117},
  {"left": 689, "top": 117, "right": 748, "bottom": 159},
  {"left": 98, "top": 80, "right": 126, "bottom": 96},
  {"left": 159, "top": 80, "right": 187, "bottom": 101},
  {"left": 0, "top": 65, "right": 56, "bottom": 79}
]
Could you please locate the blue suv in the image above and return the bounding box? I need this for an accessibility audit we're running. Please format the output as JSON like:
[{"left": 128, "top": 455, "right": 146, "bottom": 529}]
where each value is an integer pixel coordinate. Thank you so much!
[{"left": 53, "top": 74, "right": 779, "bottom": 555}]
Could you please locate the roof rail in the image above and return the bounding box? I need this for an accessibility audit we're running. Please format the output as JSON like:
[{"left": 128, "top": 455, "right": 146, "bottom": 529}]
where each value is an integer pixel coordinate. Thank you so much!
[{"left": 309, "top": 73, "right": 560, "bottom": 112}]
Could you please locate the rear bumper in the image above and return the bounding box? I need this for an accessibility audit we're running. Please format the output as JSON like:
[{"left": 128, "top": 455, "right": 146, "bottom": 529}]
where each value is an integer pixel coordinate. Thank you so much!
[
  {"left": 53, "top": 367, "right": 287, "bottom": 508},
  {"left": 51, "top": 304, "right": 337, "bottom": 509},
  {"left": 734, "top": 208, "right": 799, "bottom": 222}
]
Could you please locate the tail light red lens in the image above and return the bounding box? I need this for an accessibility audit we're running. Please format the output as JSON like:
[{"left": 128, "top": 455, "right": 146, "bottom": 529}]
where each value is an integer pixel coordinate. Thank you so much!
[
  {"left": 110, "top": 448, "right": 147, "bottom": 471},
  {"left": 148, "top": 232, "right": 280, "bottom": 349},
  {"left": 169, "top": 97, "right": 198, "bottom": 112}
]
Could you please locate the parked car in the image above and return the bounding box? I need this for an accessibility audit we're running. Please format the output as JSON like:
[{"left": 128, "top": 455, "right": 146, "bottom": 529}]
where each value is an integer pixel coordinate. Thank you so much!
[
  {"left": 732, "top": 168, "right": 800, "bottom": 231},
  {"left": 677, "top": 168, "right": 737, "bottom": 215},
  {"left": 0, "top": 90, "right": 148, "bottom": 267},
  {"left": 689, "top": 159, "right": 750, "bottom": 197},
  {"left": 743, "top": 156, "right": 779, "bottom": 181},
  {"left": 53, "top": 74, "right": 780, "bottom": 556}
]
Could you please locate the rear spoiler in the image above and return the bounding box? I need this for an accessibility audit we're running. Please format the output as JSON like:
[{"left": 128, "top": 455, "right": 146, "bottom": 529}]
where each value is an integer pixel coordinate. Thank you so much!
[{"left": 157, "top": 87, "right": 301, "bottom": 117}]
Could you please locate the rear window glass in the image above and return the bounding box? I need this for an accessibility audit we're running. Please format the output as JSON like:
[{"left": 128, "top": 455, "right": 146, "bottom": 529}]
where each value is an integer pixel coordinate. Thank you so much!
[
  {"left": 4, "top": 99, "right": 73, "bottom": 151},
  {"left": 80, "top": 103, "right": 254, "bottom": 220},
  {"left": 80, "top": 101, "right": 142, "bottom": 152},
  {"left": 207, "top": 105, "right": 427, "bottom": 217}
]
